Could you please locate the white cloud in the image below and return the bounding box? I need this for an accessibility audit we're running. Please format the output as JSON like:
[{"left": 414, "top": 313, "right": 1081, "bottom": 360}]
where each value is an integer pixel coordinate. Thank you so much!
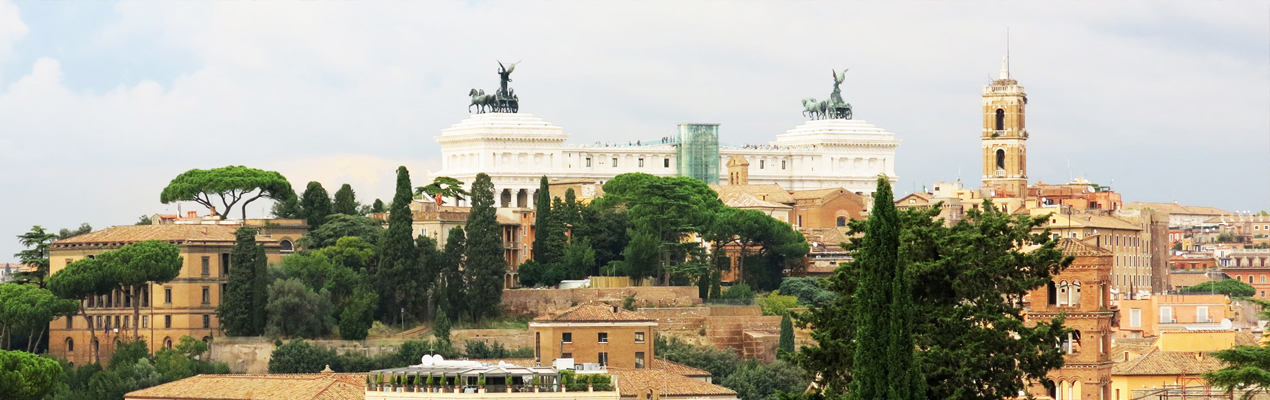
[{"left": 0, "top": 1, "right": 1266, "bottom": 259}]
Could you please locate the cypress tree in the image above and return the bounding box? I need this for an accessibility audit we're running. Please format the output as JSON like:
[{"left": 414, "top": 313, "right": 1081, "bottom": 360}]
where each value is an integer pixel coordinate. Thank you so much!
[
  {"left": 371, "top": 199, "right": 386, "bottom": 213},
  {"left": 433, "top": 306, "right": 451, "bottom": 344},
  {"left": 378, "top": 167, "right": 417, "bottom": 324},
  {"left": 440, "top": 227, "right": 467, "bottom": 319},
  {"left": 532, "top": 176, "right": 562, "bottom": 263},
  {"left": 218, "top": 227, "right": 265, "bottom": 336},
  {"left": 850, "top": 176, "right": 898, "bottom": 400},
  {"left": 333, "top": 184, "right": 358, "bottom": 215},
  {"left": 779, "top": 314, "right": 795, "bottom": 354},
  {"left": 464, "top": 173, "right": 505, "bottom": 321},
  {"left": 301, "top": 182, "right": 333, "bottom": 230}
]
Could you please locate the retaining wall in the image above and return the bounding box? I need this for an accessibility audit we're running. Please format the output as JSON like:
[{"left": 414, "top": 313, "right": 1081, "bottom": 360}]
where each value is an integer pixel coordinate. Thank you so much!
[{"left": 501, "top": 286, "right": 700, "bottom": 317}]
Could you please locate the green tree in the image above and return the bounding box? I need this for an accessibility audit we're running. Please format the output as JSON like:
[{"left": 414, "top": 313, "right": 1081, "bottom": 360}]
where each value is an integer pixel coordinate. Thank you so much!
[
  {"left": 1182, "top": 279, "right": 1256, "bottom": 297},
  {"left": 655, "top": 334, "right": 740, "bottom": 380},
  {"left": 562, "top": 238, "right": 597, "bottom": 280},
  {"left": 268, "top": 340, "right": 337, "bottom": 373},
  {"left": 573, "top": 202, "right": 629, "bottom": 268},
  {"left": 1204, "top": 298, "right": 1270, "bottom": 398},
  {"left": 338, "top": 286, "right": 378, "bottom": 341},
  {"left": 271, "top": 194, "right": 303, "bottom": 219},
  {"left": 265, "top": 278, "right": 335, "bottom": 338},
  {"left": 333, "top": 184, "right": 359, "bottom": 215},
  {"left": 298, "top": 214, "right": 384, "bottom": 249},
  {"left": 108, "top": 339, "right": 150, "bottom": 370},
  {"left": 300, "top": 181, "right": 334, "bottom": 231},
  {"left": 720, "top": 360, "right": 809, "bottom": 400},
  {"left": 415, "top": 176, "right": 471, "bottom": 206},
  {"left": 13, "top": 225, "right": 58, "bottom": 286},
  {"left": 371, "top": 199, "right": 387, "bottom": 213},
  {"left": 791, "top": 192, "right": 1071, "bottom": 400},
  {"left": 779, "top": 314, "right": 795, "bottom": 354},
  {"left": 779, "top": 277, "right": 837, "bottom": 308},
  {"left": 378, "top": 166, "right": 418, "bottom": 325},
  {"left": 433, "top": 306, "right": 451, "bottom": 344},
  {"left": 88, "top": 369, "right": 133, "bottom": 400},
  {"left": 518, "top": 260, "right": 545, "bottom": 287},
  {"left": 0, "top": 349, "right": 63, "bottom": 400},
  {"left": 0, "top": 284, "right": 78, "bottom": 352},
  {"left": 533, "top": 176, "right": 566, "bottom": 265},
  {"left": 135, "top": 215, "right": 153, "bottom": 225},
  {"left": 464, "top": 173, "right": 504, "bottom": 321},
  {"left": 47, "top": 258, "right": 115, "bottom": 362},
  {"left": 160, "top": 166, "right": 295, "bottom": 220},
  {"left": 623, "top": 230, "right": 660, "bottom": 282},
  {"left": 439, "top": 227, "right": 467, "bottom": 319},
  {"left": 601, "top": 173, "right": 724, "bottom": 284},
  {"left": 217, "top": 227, "right": 269, "bottom": 336},
  {"left": 57, "top": 224, "right": 93, "bottom": 240},
  {"left": 101, "top": 240, "right": 183, "bottom": 337}
]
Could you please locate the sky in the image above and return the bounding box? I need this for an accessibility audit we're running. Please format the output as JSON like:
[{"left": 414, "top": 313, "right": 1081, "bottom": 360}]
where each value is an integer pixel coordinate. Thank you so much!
[{"left": 1, "top": 1, "right": 1267, "bottom": 260}]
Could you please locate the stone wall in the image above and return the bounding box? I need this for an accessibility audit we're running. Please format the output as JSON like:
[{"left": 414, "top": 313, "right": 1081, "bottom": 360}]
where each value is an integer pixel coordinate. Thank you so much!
[
  {"left": 451, "top": 329, "right": 534, "bottom": 350},
  {"left": 208, "top": 329, "right": 531, "bottom": 374},
  {"left": 501, "top": 286, "right": 700, "bottom": 317}
]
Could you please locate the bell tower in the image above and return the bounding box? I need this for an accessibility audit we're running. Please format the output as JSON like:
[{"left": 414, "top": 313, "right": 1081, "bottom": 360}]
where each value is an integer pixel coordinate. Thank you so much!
[{"left": 981, "top": 56, "right": 1028, "bottom": 197}]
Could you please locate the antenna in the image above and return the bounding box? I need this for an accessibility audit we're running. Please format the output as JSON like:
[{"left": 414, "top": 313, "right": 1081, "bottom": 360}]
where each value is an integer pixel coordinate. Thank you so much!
[{"left": 1006, "top": 27, "right": 1010, "bottom": 74}]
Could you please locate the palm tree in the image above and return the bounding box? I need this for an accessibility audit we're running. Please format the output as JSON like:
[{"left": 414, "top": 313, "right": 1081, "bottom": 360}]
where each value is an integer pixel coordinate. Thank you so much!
[{"left": 416, "top": 177, "right": 471, "bottom": 206}]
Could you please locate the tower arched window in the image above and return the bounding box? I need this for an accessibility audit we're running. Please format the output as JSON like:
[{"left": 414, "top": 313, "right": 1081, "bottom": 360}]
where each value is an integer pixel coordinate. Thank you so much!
[
  {"left": 1057, "top": 281, "right": 1069, "bottom": 306},
  {"left": 995, "top": 149, "right": 1006, "bottom": 171},
  {"left": 995, "top": 109, "right": 1005, "bottom": 131},
  {"left": 1047, "top": 281, "right": 1058, "bottom": 305},
  {"left": 836, "top": 217, "right": 847, "bottom": 227}
]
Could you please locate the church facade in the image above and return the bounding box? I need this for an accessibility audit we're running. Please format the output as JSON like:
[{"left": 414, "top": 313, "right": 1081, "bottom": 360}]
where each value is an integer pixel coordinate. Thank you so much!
[{"left": 431, "top": 113, "right": 901, "bottom": 207}]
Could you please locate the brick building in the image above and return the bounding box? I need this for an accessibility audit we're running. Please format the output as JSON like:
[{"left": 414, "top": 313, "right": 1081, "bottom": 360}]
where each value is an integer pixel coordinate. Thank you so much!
[
  {"left": 530, "top": 304, "right": 657, "bottom": 370},
  {"left": 1025, "top": 238, "right": 1114, "bottom": 400}
]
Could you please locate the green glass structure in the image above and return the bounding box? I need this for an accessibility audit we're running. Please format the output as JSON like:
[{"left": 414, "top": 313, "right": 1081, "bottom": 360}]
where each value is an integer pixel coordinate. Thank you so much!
[{"left": 675, "top": 123, "right": 720, "bottom": 184}]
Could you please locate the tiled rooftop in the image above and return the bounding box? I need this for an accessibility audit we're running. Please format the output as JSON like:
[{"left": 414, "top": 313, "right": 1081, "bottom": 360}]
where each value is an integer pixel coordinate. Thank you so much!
[
  {"left": 533, "top": 304, "right": 656, "bottom": 323},
  {"left": 1056, "top": 238, "right": 1112, "bottom": 257},
  {"left": 1169, "top": 273, "right": 1212, "bottom": 288},
  {"left": 54, "top": 225, "right": 273, "bottom": 246},
  {"left": 651, "top": 359, "right": 711, "bottom": 377},
  {"left": 1111, "top": 347, "right": 1226, "bottom": 376},
  {"left": 720, "top": 193, "right": 792, "bottom": 210},
  {"left": 791, "top": 188, "right": 849, "bottom": 201},
  {"left": 1124, "top": 202, "right": 1230, "bottom": 216},
  {"left": 709, "top": 184, "right": 795, "bottom": 204},
  {"left": 608, "top": 369, "right": 736, "bottom": 398},
  {"left": 124, "top": 373, "right": 366, "bottom": 400}
]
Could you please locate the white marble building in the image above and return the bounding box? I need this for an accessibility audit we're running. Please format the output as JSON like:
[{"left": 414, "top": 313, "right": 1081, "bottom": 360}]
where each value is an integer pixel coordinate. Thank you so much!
[{"left": 431, "top": 113, "right": 901, "bottom": 207}]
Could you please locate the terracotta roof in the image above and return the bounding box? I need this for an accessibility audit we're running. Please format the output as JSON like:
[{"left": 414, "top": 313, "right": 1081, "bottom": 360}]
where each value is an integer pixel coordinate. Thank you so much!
[
  {"left": 725, "top": 155, "right": 750, "bottom": 167},
  {"left": 801, "top": 228, "right": 850, "bottom": 248},
  {"left": 533, "top": 304, "right": 656, "bottom": 323},
  {"left": 1056, "top": 238, "right": 1112, "bottom": 257},
  {"left": 651, "top": 359, "right": 711, "bottom": 377},
  {"left": 54, "top": 225, "right": 274, "bottom": 246},
  {"left": 609, "top": 368, "right": 737, "bottom": 398},
  {"left": 792, "top": 188, "right": 851, "bottom": 201},
  {"left": 1169, "top": 273, "right": 1212, "bottom": 288},
  {"left": 1045, "top": 213, "right": 1141, "bottom": 231},
  {"left": 1235, "top": 331, "right": 1260, "bottom": 347},
  {"left": 720, "top": 193, "right": 792, "bottom": 210},
  {"left": 709, "top": 184, "right": 794, "bottom": 204},
  {"left": 125, "top": 373, "right": 366, "bottom": 400},
  {"left": 1111, "top": 347, "right": 1225, "bottom": 376},
  {"left": 1125, "top": 202, "right": 1231, "bottom": 216}
]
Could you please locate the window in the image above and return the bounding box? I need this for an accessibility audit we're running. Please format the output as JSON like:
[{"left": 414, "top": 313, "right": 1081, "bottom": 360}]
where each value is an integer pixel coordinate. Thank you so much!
[
  {"left": 66, "top": 338, "right": 74, "bottom": 352},
  {"left": 996, "top": 149, "right": 1006, "bottom": 170},
  {"left": 220, "top": 253, "right": 230, "bottom": 275},
  {"left": 164, "top": 287, "right": 172, "bottom": 304},
  {"left": 1160, "top": 306, "right": 1173, "bottom": 323},
  {"left": 1060, "top": 331, "right": 1080, "bottom": 354},
  {"left": 585, "top": 157, "right": 592, "bottom": 167},
  {"left": 203, "top": 315, "right": 211, "bottom": 329},
  {"left": 280, "top": 240, "right": 293, "bottom": 252},
  {"left": 561, "top": 352, "right": 573, "bottom": 359},
  {"left": 562, "top": 332, "right": 572, "bottom": 343},
  {"left": 201, "top": 256, "right": 210, "bottom": 276},
  {"left": 1262, "top": 275, "right": 1266, "bottom": 284},
  {"left": 635, "top": 332, "right": 645, "bottom": 343},
  {"left": 1197, "top": 306, "right": 1210, "bottom": 323},
  {"left": 664, "top": 159, "right": 670, "bottom": 168},
  {"left": 781, "top": 160, "right": 786, "bottom": 170},
  {"left": 123, "top": 316, "right": 129, "bottom": 329},
  {"left": 1070, "top": 281, "right": 1082, "bottom": 306},
  {"left": 163, "top": 337, "right": 173, "bottom": 349},
  {"left": 142, "top": 316, "right": 148, "bottom": 329},
  {"left": 994, "top": 109, "right": 1005, "bottom": 131},
  {"left": 114, "top": 316, "right": 120, "bottom": 329},
  {"left": 164, "top": 315, "right": 172, "bottom": 329},
  {"left": 1047, "top": 281, "right": 1057, "bottom": 306},
  {"left": 760, "top": 160, "right": 765, "bottom": 169},
  {"left": 1057, "top": 281, "right": 1069, "bottom": 306},
  {"left": 638, "top": 158, "right": 644, "bottom": 167},
  {"left": 598, "top": 332, "right": 608, "bottom": 344},
  {"left": 797, "top": 215, "right": 803, "bottom": 227},
  {"left": 611, "top": 157, "right": 617, "bottom": 167},
  {"left": 202, "top": 286, "right": 210, "bottom": 304},
  {"left": 66, "top": 316, "right": 73, "bottom": 330},
  {"left": 141, "top": 287, "right": 148, "bottom": 307},
  {"left": 1129, "top": 308, "right": 1141, "bottom": 328},
  {"left": 96, "top": 316, "right": 102, "bottom": 329},
  {"left": 635, "top": 352, "right": 645, "bottom": 369},
  {"left": 836, "top": 217, "right": 847, "bottom": 227},
  {"left": 598, "top": 352, "right": 609, "bottom": 366}
]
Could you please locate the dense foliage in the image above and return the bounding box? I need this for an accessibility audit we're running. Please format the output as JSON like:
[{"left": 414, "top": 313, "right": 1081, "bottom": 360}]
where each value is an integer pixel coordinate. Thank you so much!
[
  {"left": 790, "top": 178, "right": 1073, "bottom": 400},
  {"left": 217, "top": 227, "right": 269, "bottom": 336},
  {"left": 1182, "top": 279, "right": 1256, "bottom": 297},
  {"left": 267, "top": 339, "right": 529, "bottom": 374},
  {"left": 1204, "top": 298, "right": 1270, "bottom": 397},
  {"left": 463, "top": 173, "right": 505, "bottom": 321},
  {"left": 0, "top": 348, "right": 62, "bottom": 400},
  {"left": 300, "top": 181, "right": 334, "bottom": 231},
  {"left": 159, "top": 166, "right": 294, "bottom": 220},
  {"left": 42, "top": 337, "right": 228, "bottom": 400}
]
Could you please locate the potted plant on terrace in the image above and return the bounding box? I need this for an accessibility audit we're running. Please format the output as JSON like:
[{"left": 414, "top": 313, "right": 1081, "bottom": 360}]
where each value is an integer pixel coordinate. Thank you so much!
[
  {"left": 506, "top": 373, "right": 513, "bottom": 393},
  {"left": 426, "top": 373, "right": 435, "bottom": 393},
  {"left": 477, "top": 374, "right": 486, "bottom": 393}
]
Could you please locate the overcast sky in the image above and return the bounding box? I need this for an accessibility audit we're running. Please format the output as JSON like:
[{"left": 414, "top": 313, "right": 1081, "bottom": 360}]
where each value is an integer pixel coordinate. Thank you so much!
[{"left": 1, "top": 1, "right": 1268, "bottom": 260}]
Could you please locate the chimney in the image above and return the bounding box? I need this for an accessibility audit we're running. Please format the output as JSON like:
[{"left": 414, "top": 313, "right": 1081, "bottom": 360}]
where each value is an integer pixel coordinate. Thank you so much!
[{"left": 187, "top": 211, "right": 197, "bottom": 218}]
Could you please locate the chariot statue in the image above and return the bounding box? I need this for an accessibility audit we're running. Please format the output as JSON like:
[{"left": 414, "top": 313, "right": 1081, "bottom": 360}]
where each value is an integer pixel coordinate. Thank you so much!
[
  {"left": 469, "top": 60, "right": 521, "bottom": 114},
  {"left": 801, "top": 69, "right": 853, "bottom": 120}
]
